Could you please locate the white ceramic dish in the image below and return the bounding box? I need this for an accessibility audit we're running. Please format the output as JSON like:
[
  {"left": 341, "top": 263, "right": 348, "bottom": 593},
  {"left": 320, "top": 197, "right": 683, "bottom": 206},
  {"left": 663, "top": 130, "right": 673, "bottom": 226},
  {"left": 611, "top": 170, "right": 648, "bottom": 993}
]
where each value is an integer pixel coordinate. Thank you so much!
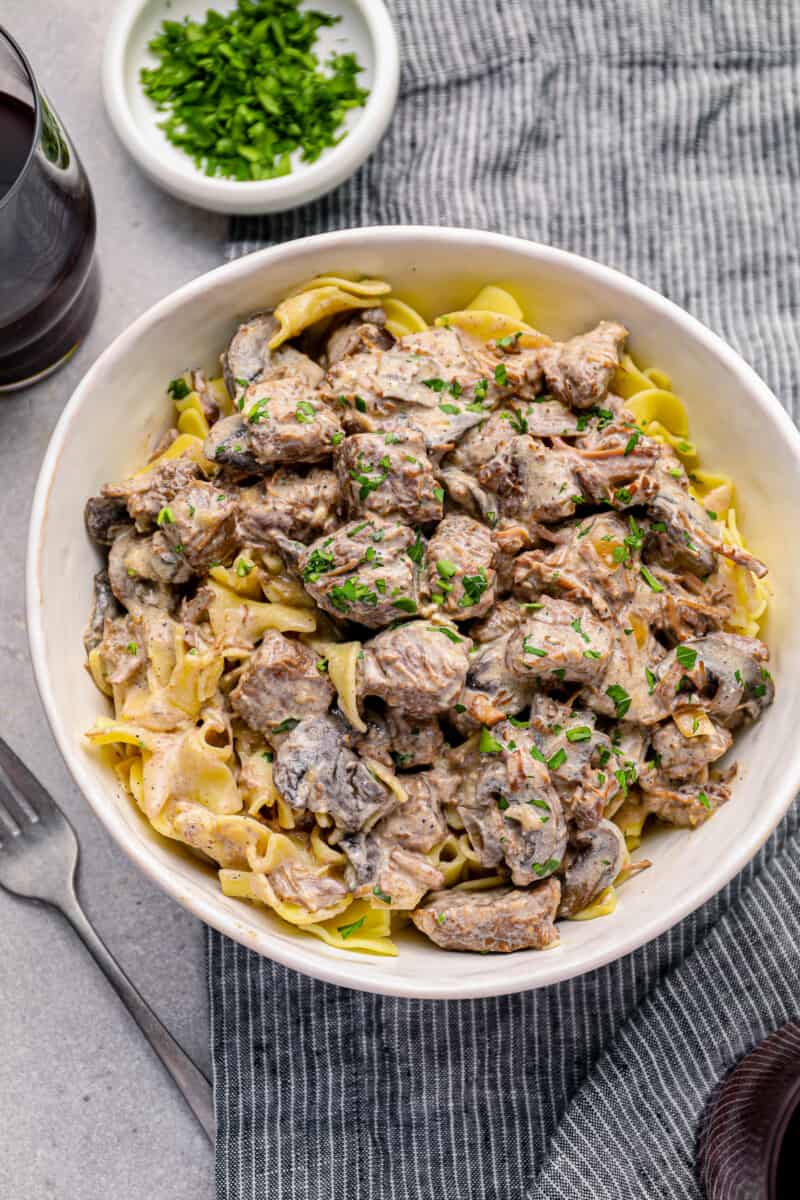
[
  {"left": 102, "top": 0, "right": 399, "bottom": 214},
  {"left": 27, "top": 227, "right": 800, "bottom": 999}
]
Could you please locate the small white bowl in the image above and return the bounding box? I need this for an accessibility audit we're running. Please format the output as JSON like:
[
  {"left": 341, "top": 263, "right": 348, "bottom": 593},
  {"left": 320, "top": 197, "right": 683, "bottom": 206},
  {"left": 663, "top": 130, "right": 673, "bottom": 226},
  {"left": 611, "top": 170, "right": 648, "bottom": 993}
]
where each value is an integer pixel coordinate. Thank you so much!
[
  {"left": 27, "top": 228, "right": 800, "bottom": 999},
  {"left": 102, "top": 0, "right": 399, "bottom": 214}
]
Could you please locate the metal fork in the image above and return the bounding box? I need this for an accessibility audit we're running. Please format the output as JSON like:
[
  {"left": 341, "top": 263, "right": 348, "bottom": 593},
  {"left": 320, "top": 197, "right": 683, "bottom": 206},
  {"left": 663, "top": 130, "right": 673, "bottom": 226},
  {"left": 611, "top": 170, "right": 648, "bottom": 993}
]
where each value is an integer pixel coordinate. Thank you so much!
[{"left": 0, "top": 736, "right": 215, "bottom": 1142}]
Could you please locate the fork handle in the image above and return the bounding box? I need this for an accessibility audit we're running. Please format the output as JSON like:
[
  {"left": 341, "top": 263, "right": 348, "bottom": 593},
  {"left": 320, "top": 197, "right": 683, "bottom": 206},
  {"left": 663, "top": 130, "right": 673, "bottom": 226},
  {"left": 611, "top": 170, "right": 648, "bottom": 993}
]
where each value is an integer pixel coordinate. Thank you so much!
[{"left": 57, "top": 894, "right": 215, "bottom": 1142}]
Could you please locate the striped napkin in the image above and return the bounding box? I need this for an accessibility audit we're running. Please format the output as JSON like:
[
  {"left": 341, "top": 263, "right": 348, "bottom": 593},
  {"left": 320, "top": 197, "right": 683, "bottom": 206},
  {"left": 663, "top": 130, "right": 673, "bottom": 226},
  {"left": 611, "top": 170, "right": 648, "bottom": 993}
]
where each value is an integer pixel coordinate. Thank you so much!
[{"left": 211, "top": 4, "right": 800, "bottom": 1196}]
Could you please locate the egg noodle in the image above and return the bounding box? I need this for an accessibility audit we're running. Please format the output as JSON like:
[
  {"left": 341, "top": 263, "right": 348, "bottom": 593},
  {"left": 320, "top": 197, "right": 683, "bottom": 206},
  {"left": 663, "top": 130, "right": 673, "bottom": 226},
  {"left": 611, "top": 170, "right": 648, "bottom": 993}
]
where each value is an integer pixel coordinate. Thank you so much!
[{"left": 85, "top": 276, "right": 768, "bottom": 956}]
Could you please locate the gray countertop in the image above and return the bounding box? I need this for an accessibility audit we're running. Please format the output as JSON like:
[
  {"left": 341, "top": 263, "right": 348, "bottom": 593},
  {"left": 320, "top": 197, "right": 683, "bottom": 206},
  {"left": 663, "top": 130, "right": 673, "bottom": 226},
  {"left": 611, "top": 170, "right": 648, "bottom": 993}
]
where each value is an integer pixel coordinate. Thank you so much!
[{"left": 1, "top": 4, "right": 226, "bottom": 1196}]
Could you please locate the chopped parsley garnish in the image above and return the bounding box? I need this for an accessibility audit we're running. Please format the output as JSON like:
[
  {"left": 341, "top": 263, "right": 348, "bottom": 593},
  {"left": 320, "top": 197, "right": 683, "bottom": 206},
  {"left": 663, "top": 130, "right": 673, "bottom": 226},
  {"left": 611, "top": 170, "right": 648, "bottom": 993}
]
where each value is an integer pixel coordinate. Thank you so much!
[
  {"left": 236, "top": 558, "right": 254, "bottom": 577},
  {"left": 565, "top": 726, "right": 592, "bottom": 743},
  {"left": 156, "top": 505, "right": 174, "bottom": 526},
  {"left": 316, "top": 658, "right": 328, "bottom": 673},
  {"left": 428, "top": 625, "right": 462, "bottom": 643},
  {"left": 261, "top": 750, "right": 274, "bottom": 762},
  {"left": 547, "top": 747, "right": 567, "bottom": 771},
  {"left": 623, "top": 432, "right": 640, "bottom": 456},
  {"left": 698, "top": 791, "right": 711, "bottom": 810},
  {"left": 496, "top": 331, "right": 523, "bottom": 348},
  {"left": 350, "top": 453, "right": 389, "bottom": 500},
  {"left": 605, "top": 684, "right": 632, "bottom": 719},
  {"left": 529, "top": 744, "right": 547, "bottom": 763},
  {"left": 271, "top": 718, "right": 300, "bottom": 734},
  {"left": 707, "top": 509, "right": 718, "bottom": 520},
  {"left": 522, "top": 638, "right": 548, "bottom": 657},
  {"left": 583, "top": 649, "right": 601, "bottom": 660},
  {"left": 614, "top": 487, "right": 632, "bottom": 505},
  {"left": 496, "top": 794, "right": 510, "bottom": 811},
  {"left": 568, "top": 618, "right": 590, "bottom": 647},
  {"left": 329, "top": 577, "right": 378, "bottom": 611},
  {"left": 407, "top": 529, "right": 425, "bottom": 565},
  {"left": 337, "top": 916, "right": 366, "bottom": 939},
  {"left": 332, "top": 430, "right": 344, "bottom": 446},
  {"left": 422, "top": 378, "right": 447, "bottom": 392},
  {"left": 479, "top": 727, "right": 504, "bottom": 754},
  {"left": 433, "top": 487, "right": 445, "bottom": 504},
  {"left": 372, "top": 886, "right": 392, "bottom": 904},
  {"left": 501, "top": 409, "right": 528, "bottom": 434},
  {"left": 460, "top": 568, "right": 488, "bottom": 608},
  {"left": 436, "top": 558, "right": 458, "bottom": 579},
  {"left": 248, "top": 396, "right": 270, "bottom": 424},
  {"left": 528, "top": 797, "right": 551, "bottom": 812},
  {"left": 167, "top": 377, "right": 190, "bottom": 399},
  {"left": 474, "top": 379, "right": 489, "bottom": 401},
  {"left": 125, "top": 642, "right": 138, "bottom": 655},
  {"left": 532, "top": 858, "right": 561, "bottom": 877},
  {"left": 439, "top": 402, "right": 461, "bottom": 415},
  {"left": 454, "top": 703, "right": 467, "bottom": 714},
  {"left": 675, "top": 645, "right": 698, "bottom": 670},
  {"left": 392, "top": 597, "right": 417, "bottom": 613},
  {"left": 140, "top": 1, "right": 370, "bottom": 182},
  {"left": 494, "top": 363, "right": 508, "bottom": 385},
  {"left": 354, "top": 395, "right": 367, "bottom": 413},
  {"left": 640, "top": 565, "right": 664, "bottom": 593},
  {"left": 303, "top": 547, "right": 336, "bottom": 581},
  {"left": 645, "top": 667, "right": 657, "bottom": 695}
]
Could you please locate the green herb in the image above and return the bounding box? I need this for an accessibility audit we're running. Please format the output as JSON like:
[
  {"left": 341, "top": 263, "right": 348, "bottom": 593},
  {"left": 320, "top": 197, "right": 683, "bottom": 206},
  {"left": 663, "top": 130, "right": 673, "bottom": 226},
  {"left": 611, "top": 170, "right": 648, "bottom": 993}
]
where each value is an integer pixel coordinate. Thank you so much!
[
  {"left": 261, "top": 750, "right": 274, "bottom": 762},
  {"left": 494, "top": 363, "right": 508, "bottom": 385},
  {"left": 532, "top": 858, "right": 561, "bottom": 877},
  {"left": 530, "top": 744, "right": 547, "bottom": 763},
  {"left": 501, "top": 408, "right": 528, "bottom": 434},
  {"left": 551, "top": 667, "right": 566, "bottom": 680},
  {"left": 156, "top": 505, "right": 174, "bottom": 526},
  {"left": 528, "top": 797, "right": 551, "bottom": 812},
  {"left": 669, "top": 467, "right": 683, "bottom": 479},
  {"left": 651, "top": 521, "right": 667, "bottom": 532},
  {"left": 332, "top": 430, "right": 344, "bottom": 446},
  {"left": 496, "top": 331, "right": 522, "bottom": 348},
  {"left": 460, "top": 568, "right": 488, "bottom": 608},
  {"left": 547, "top": 747, "right": 567, "bottom": 771},
  {"left": 236, "top": 558, "right": 254, "bottom": 577},
  {"left": 567, "top": 618, "right": 591, "bottom": 651},
  {"left": 698, "top": 791, "right": 711, "bottom": 810},
  {"left": 454, "top": 703, "right": 467, "bottom": 714},
  {"left": 353, "top": 395, "right": 367, "bottom": 413},
  {"left": 436, "top": 558, "right": 458, "bottom": 579},
  {"left": 606, "top": 684, "right": 632, "bottom": 719},
  {"left": 337, "top": 916, "right": 366, "bottom": 939},
  {"left": 372, "top": 886, "right": 392, "bottom": 904},
  {"left": 303, "top": 547, "right": 336, "bottom": 581},
  {"left": 422, "top": 378, "right": 446, "bottom": 392},
  {"left": 383, "top": 431, "right": 401, "bottom": 444},
  {"left": 436, "top": 912, "right": 447, "bottom": 925},
  {"left": 140, "top": 0, "right": 369, "bottom": 182},
  {"left": 645, "top": 667, "right": 657, "bottom": 695},
  {"left": 248, "top": 396, "right": 270, "bottom": 423},
  {"left": 676, "top": 645, "right": 698, "bottom": 670},
  {"left": 125, "top": 642, "right": 138, "bottom": 655},
  {"left": 474, "top": 379, "right": 489, "bottom": 401},
  {"left": 392, "top": 597, "right": 417, "bottom": 613},
  {"left": 271, "top": 718, "right": 300, "bottom": 734},
  {"left": 523, "top": 638, "right": 548, "bottom": 657},
  {"left": 439, "top": 402, "right": 461, "bottom": 415},
  {"left": 623, "top": 432, "right": 640, "bottom": 456},
  {"left": 407, "top": 530, "right": 425, "bottom": 566},
  {"left": 428, "top": 625, "right": 463, "bottom": 643},
  {"left": 566, "top": 726, "right": 592, "bottom": 743},
  {"left": 614, "top": 487, "right": 632, "bottom": 504},
  {"left": 433, "top": 487, "right": 445, "bottom": 504},
  {"left": 350, "top": 453, "right": 389, "bottom": 501},
  {"left": 707, "top": 509, "right": 718, "bottom": 520},
  {"left": 640, "top": 565, "right": 664, "bottom": 593},
  {"left": 329, "top": 577, "right": 378, "bottom": 611},
  {"left": 167, "top": 376, "right": 190, "bottom": 399},
  {"left": 293, "top": 399, "right": 316, "bottom": 424},
  {"left": 479, "top": 727, "right": 504, "bottom": 754},
  {"left": 496, "top": 794, "right": 510, "bottom": 811},
  {"left": 583, "top": 649, "right": 601, "bottom": 660}
]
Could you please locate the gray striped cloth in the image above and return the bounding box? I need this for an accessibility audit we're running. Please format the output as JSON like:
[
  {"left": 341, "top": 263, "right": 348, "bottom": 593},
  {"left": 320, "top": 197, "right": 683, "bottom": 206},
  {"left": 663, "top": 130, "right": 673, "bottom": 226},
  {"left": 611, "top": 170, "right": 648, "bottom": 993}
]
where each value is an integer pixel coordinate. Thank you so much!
[{"left": 210, "top": 4, "right": 800, "bottom": 1196}]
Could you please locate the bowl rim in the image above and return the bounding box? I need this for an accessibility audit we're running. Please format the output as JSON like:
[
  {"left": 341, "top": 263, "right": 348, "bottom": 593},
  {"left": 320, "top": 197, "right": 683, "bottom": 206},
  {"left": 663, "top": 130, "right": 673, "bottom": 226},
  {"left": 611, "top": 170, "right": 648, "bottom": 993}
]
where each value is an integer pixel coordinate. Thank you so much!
[
  {"left": 101, "top": 0, "right": 400, "bottom": 214},
  {"left": 26, "top": 226, "right": 800, "bottom": 999}
]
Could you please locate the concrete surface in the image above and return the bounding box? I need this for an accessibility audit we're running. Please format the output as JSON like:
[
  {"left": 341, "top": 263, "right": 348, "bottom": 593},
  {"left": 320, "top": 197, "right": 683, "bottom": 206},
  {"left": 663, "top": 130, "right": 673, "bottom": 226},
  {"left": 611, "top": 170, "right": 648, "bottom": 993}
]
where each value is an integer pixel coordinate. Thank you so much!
[{"left": 1, "top": 4, "right": 226, "bottom": 1197}]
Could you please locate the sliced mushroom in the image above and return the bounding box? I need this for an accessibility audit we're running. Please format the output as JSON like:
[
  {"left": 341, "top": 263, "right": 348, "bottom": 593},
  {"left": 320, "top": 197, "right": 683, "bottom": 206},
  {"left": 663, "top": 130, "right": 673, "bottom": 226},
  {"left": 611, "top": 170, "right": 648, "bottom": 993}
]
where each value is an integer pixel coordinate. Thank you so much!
[
  {"left": 84, "top": 495, "right": 131, "bottom": 546},
  {"left": 272, "top": 713, "right": 396, "bottom": 833},
  {"left": 655, "top": 632, "right": 774, "bottom": 727},
  {"left": 558, "top": 819, "right": 627, "bottom": 916},
  {"left": 83, "top": 569, "right": 122, "bottom": 655}
]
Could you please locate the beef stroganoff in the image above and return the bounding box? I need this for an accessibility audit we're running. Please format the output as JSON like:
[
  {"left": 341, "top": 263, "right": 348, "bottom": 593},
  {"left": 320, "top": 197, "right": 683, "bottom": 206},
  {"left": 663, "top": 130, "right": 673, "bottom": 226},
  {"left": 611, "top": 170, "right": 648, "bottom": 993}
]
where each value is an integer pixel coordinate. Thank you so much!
[{"left": 82, "top": 276, "right": 773, "bottom": 956}]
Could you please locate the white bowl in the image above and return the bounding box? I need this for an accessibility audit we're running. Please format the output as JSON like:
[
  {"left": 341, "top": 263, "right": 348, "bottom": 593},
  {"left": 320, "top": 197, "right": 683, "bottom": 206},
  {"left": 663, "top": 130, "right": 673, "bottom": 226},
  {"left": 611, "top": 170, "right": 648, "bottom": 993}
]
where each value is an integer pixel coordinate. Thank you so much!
[
  {"left": 102, "top": 0, "right": 399, "bottom": 214},
  {"left": 27, "top": 227, "right": 800, "bottom": 999}
]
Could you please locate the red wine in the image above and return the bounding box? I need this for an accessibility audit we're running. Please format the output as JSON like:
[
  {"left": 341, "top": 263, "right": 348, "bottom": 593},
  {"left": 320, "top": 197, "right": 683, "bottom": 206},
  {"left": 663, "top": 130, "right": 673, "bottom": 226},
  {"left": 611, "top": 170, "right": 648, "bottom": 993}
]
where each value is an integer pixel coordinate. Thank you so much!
[
  {"left": 0, "top": 87, "right": 98, "bottom": 389},
  {"left": 0, "top": 91, "right": 33, "bottom": 198}
]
